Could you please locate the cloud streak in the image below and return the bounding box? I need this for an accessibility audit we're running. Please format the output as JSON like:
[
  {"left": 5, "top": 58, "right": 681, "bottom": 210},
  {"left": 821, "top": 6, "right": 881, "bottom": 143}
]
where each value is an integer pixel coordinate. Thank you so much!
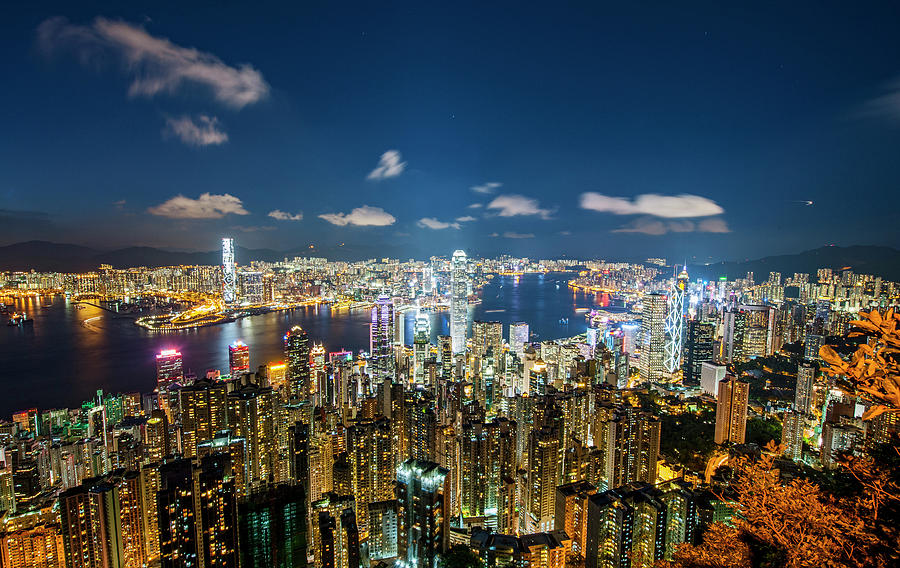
[
  {"left": 486, "top": 194, "right": 554, "bottom": 219},
  {"left": 579, "top": 192, "right": 724, "bottom": 218},
  {"left": 164, "top": 115, "right": 228, "bottom": 146},
  {"left": 37, "top": 17, "right": 269, "bottom": 108},
  {"left": 148, "top": 193, "right": 249, "bottom": 219},
  {"left": 612, "top": 217, "right": 730, "bottom": 235},
  {"left": 471, "top": 182, "right": 502, "bottom": 194},
  {"left": 417, "top": 217, "right": 460, "bottom": 230},
  {"left": 367, "top": 150, "right": 406, "bottom": 180},
  {"left": 319, "top": 205, "right": 396, "bottom": 226},
  {"left": 267, "top": 210, "right": 303, "bottom": 221}
]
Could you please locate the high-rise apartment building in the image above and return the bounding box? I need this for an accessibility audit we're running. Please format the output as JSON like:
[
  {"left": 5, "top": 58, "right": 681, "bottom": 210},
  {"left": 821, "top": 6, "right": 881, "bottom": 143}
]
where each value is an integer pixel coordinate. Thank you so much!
[
  {"left": 795, "top": 361, "right": 815, "bottom": 414},
  {"left": 228, "top": 379, "right": 276, "bottom": 489},
  {"left": 639, "top": 293, "right": 667, "bottom": 383},
  {"left": 179, "top": 377, "right": 229, "bottom": 458},
  {"left": 238, "top": 484, "right": 307, "bottom": 568},
  {"left": 413, "top": 311, "right": 431, "bottom": 385},
  {"left": 723, "top": 305, "right": 775, "bottom": 362},
  {"left": 396, "top": 459, "right": 450, "bottom": 568},
  {"left": 284, "top": 325, "right": 311, "bottom": 401},
  {"left": 603, "top": 408, "right": 660, "bottom": 491},
  {"left": 450, "top": 250, "right": 468, "bottom": 355},
  {"left": 346, "top": 417, "right": 394, "bottom": 536},
  {"left": 714, "top": 376, "right": 750, "bottom": 445}
]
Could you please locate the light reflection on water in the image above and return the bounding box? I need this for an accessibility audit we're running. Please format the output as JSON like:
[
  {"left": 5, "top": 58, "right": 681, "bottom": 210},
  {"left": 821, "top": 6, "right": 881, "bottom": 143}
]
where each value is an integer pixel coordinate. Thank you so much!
[{"left": 0, "top": 272, "right": 620, "bottom": 414}]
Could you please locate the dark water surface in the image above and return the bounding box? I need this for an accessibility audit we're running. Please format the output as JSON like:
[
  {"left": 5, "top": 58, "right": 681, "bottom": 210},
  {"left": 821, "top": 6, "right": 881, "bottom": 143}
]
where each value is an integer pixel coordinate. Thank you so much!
[{"left": 1, "top": 272, "right": 618, "bottom": 415}]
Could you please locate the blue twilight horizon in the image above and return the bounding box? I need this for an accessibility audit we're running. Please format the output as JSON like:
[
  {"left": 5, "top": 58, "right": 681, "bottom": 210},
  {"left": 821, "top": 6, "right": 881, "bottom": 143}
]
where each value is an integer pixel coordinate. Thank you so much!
[{"left": 2, "top": 1, "right": 900, "bottom": 262}]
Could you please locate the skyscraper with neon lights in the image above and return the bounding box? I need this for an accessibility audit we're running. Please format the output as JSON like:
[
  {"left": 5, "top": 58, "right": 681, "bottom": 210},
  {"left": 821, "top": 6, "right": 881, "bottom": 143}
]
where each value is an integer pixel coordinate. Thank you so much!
[
  {"left": 664, "top": 268, "right": 688, "bottom": 374},
  {"left": 450, "top": 250, "right": 468, "bottom": 355},
  {"left": 370, "top": 294, "right": 395, "bottom": 383},
  {"left": 222, "top": 237, "right": 237, "bottom": 304},
  {"left": 229, "top": 341, "right": 250, "bottom": 376}
]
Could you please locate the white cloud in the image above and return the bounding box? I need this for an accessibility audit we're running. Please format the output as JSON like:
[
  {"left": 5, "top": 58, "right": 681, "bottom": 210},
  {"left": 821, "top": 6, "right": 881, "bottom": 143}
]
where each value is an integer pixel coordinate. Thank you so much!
[
  {"left": 164, "top": 115, "right": 228, "bottom": 146},
  {"left": 455, "top": 216, "right": 476, "bottom": 223},
  {"left": 468, "top": 203, "right": 483, "bottom": 209},
  {"left": 503, "top": 231, "right": 535, "bottom": 239},
  {"left": 148, "top": 192, "right": 249, "bottom": 219},
  {"left": 37, "top": 17, "right": 269, "bottom": 108},
  {"left": 486, "top": 194, "right": 554, "bottom": 219},
  {"left": 417, "top": 217, "right": 461, "bottom": 230},
  {"left": 471, "top": 182, "right": 502, "bottom": 194},
  {"left": 267, "top": 209, "right": 303, "bottom": 221},
  {"left": 579, "top": 192, "right": 724, "bottom": 218},
  {"left": 232, "top": 225, "right": 275, "bottom": 232},
  {"left": 612, "top": 216, "right": 730, "bottom": 235},
  {"left": 367, "top": 150, "right": 406, "bottom": 180},
  {"left": 858, "top": 78, "right": 900, "bottom": 121},
  {"left": 318, "top": 205, "right": 396, "bottom": 227}
]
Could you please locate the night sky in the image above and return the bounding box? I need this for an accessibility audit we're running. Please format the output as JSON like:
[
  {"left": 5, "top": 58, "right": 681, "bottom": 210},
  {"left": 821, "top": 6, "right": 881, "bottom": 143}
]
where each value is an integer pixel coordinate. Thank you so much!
[{"left": 2, "top": 1, "right": 900, "bottom": 262}]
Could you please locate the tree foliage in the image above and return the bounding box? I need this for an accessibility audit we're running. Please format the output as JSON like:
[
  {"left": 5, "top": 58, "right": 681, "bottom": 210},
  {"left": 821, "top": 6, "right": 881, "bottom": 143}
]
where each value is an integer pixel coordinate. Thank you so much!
[{"left": 440, "top": 545, "right": 482, "bottom": 568}]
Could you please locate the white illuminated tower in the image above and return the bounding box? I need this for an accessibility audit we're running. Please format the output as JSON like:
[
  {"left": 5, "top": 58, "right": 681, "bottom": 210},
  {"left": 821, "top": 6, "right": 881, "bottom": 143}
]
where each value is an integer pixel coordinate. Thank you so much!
[
  {"left": 639, "top": 293, "right": 668, "bottom": 382},
  {"left": 370, "top": 294, "right": 395, "bottom": 382},
  {"left": 221, "top": 237, "right": 237, "bottom": 304},
  {"left": 413, "top": 310, "right": 431, "bottom": 385},
  {"left": 450, "top": 250, "right": 468, "bottom": 354},
  {"left": 663, "top": 268, "right": 689, "bottom": 374}
]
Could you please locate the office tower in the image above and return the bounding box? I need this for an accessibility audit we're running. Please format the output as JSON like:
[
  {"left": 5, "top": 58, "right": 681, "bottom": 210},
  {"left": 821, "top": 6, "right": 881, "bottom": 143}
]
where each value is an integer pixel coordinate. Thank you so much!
[
  {"left": 473, "top": 320, "right": 503, "bottom": 365},
  {"left": 346, "top": 417, "right": 394, "bottom": 535},
  {"left": 555, "top": 480, "right": 597, "bottom": 554},
  {"left": 228, "top": 379, "right": 276, "bottom": 489},
  {"left": 157, "top": 455, "right": 238, "bottom": 568},
  {"left": 795, "top": 361, "right": 815, "bottom": 414},
  {"left": 229, "top": 341, "right": 250, "bottom": 376},
  {"left": 527, "top": 427, "right": 561, "bottom": 533},
  {"left": 198, "top": 431, "right": 248, "bottom": 498},
  {"left": 311, "top": 343, "right": 326, "bottom": 400},
  {"left": 284, "top": 325, "right": 311, "bottom": 401},
  {"left": 529, "top": 359, "right": 549, "bottom": 397},
  {"left": 413, "top": 311, "right": 431, "bottom": 385},
  {"left": 370, "top": 295, "right": 395, "bottom": 383},
  {"left": 396, "top": 459, "right": 450, "bottom": 568},
  {"left": 311, "top": 493, "right": 359, "bottom": 568},
  {"left": 663, "top": 269, "right": 688, "bottom": 374},
  {"left": 367, "top": 500, "right": 399, "bottom": 561},
  {"left": 238, "top": 484, "right": 307, "bottom": 568},
  {"left": 437, "top": 335, "right": 453, "bottom": 380},
  {"left": 714, "top": 376, "right": 750, "bottom": 445},
  {"left": 0, "top": 507, "right": 67, "bottom": 568},
  {"left": 723, "top": 305, "right": 775, "bottom": 362},
  {"left": 450, "top": 249, "right": 468, "bottom": 354},
  {"left": 639, "top": 293, "right": 667, "bottom": 382},
  {"left": 603, "top": 408, "right": 660, "bottom": 490},
  {"left": 155, "top": 349, "right": 184, "bottom": 391},
  {"left": 681, "top": 321, "right": 715, "bottom": 385},
  {"left": 144, "top": 410, "right": 170, "bottom": 462},
  {"left": 222, "top": 237, "right": 237, "bottom": 304},
  {"left": 510, "top": 322, "right": 530, "bottom": 357},
  {"left": 699, "top": 363, "right": 726, "bottom": 398},
  {"left": 782, "top": 411, "right": 803, "bottom": 460},
  {"left": 179, "top": 377, "right": 229, "bottom": 458}
]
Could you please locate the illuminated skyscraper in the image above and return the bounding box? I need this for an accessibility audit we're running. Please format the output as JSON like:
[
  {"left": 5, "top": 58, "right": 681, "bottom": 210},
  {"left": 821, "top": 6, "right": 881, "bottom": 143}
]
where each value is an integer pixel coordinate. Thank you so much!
[
  {"left": 639, "top": 293, "right": 667, "bottom": 383},
  {"left": 238, "top": 484, "right": 307, "bottom": 568},
  {"left": 370, "top": 295, "right": 395, "bottom": 383},
  {"left": 781, "top": 410, "right": 803, "bottom": 460},
  {"left": 714, "top": 376, "right": 750, "bottom": 445},
  {"left": 347, "top": 417, "right": 394, "bottom": 535},
  {"left": 681, "top": 320, "right": 715, "bottom": 385},
  {"left": 795, "top": 361, "right": 815, "bottom": 414},
  {"left": 155, "top": 349, "right": 183, "bottom": 391},
  {"left": 723, "top": 305, "right": 775, "bottom": 362},
  {"left": 510, "top": 322, "right": 530, "bottom": 356},
  {"left": 663, "top": 269, "right": 688, "bottom": 374},
  {"left": 413, "top": 311, "right": 431, "bottom": 385},
  {"left": 228, "top": 341, "right": 250, "bottom": 376},
  {"left": 0, "top": 508, "right": 67, "bottom": 568},
  {"left": 222, "top": 237, "right": 237, "bottom": 304},
  {"left": 603, "top": 408, "right": 660, "bottom": 491},
  {"left": 284, "top": 326, "right": 311, "bottom": 401},
  {"left": 228, "top": 380, "right": 276, "bottom": 489},
  {"left": 179, "top": 377, "right": 229, "bottom": 458},
  {"left": 396, "top": 459, "right": 450, "bottom": 568},
  {"left": 450, "top": 250, "right": 468, "bottom": 354}
]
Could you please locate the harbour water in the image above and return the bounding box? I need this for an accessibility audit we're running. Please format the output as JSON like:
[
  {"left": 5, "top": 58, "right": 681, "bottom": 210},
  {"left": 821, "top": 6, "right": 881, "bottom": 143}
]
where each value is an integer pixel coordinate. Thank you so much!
[{"left": 0, "top": 272, "right": 624, "bottom": 415}]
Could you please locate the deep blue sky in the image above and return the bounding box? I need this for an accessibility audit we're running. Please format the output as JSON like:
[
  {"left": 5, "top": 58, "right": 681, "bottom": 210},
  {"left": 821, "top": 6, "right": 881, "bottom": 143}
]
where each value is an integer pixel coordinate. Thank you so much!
[{"left": 2, "top": 1, "right": 900, "bottom": 262}]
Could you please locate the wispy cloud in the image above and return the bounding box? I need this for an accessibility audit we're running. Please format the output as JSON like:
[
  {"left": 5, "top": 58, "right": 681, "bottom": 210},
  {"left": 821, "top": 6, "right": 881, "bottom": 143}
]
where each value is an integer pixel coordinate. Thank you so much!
[
  {"left": 37, "top": 17, "right": 269, "bottom": 108},
  {"left": 367, "top": 150, "right": 406, "bottom": 180},
  {"left": 612, "top": 217, "right": 730, "bottom": 235},
  {"left": 468, "top": 203, "right": 483, "bottom": 209},
  {"left": 455, "top": 216, "right": 476, "bottom": 223},
  {"left": 417, "top": 217, "right": 460, "bottom": 230},
  {"left": 486, "top": 194, "right": 554, "bottom": 219},
  {"left": 148, "top": 192, "right": 249, "bottom": 219},
  {"left": 319, "top": 205, "right": 396, "bottom": 226},
  {"left": 232, "top": 225, "right": 275, "bottom": 232},
  {"left": 858, "top": 78, "right": 900, "bottom": 121},
  {"left": 471, "top": 182, "right": 502, "bottom": 194},
  {"left": 267, "top": 210, "right": 303, "bottom": 221},
  {"left": 503, "top": 232, "right": 535, "bottom": 239},
  {"left": 164, "top": 115, "right": 228, "bottom": 146},
  {"left": 579, "top": 192, "right": 724, "bottom": 218}
]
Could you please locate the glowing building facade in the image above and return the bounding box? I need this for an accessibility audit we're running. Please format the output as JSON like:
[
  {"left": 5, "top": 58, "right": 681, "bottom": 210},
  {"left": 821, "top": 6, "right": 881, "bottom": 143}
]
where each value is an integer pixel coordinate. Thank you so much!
[
  {"left": 663, "top": 269, "right": 688, "bottom": 374},
  {"left": 229, "top": 340, "right": 250, "bottom": 376},
  {"left": 370, "top": 295, "right": 395, "bottom": 383},
  {"left": 450, "top": 250, "right": 468, "bottom": 355},
  {"left": 222, "top": 237, "right": 237, "bottom": 304},
  {"left": 639, "top": 293, "right": 667, "bottom": 383}
]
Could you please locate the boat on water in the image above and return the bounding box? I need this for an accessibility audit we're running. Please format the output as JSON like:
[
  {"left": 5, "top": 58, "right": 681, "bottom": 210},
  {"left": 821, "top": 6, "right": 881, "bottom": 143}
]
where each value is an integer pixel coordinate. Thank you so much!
[{"left": 7, "top": 312, "right": 33, "bottom": 326}]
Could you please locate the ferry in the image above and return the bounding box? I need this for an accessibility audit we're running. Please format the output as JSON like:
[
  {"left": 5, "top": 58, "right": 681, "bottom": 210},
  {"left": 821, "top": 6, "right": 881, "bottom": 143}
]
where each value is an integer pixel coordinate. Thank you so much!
[{"left": 7, "top": 312, "right": 33, "bottom": 326}]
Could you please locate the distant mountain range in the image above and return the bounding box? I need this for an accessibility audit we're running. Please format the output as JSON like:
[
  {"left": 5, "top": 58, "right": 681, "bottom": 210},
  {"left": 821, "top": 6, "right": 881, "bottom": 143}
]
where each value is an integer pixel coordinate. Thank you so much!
[
  {"left": 1, "top": 241, "right": 899, "bottom": 280},
  {"left": 688, "top": 245, "right": 900, "bottom": 282}
]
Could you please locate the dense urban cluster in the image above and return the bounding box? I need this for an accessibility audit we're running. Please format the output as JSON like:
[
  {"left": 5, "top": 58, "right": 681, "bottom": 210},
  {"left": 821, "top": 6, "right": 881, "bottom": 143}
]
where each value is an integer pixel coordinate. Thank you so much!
[{"left": 1, "top": 242, "right": 899, "bottom": 568}]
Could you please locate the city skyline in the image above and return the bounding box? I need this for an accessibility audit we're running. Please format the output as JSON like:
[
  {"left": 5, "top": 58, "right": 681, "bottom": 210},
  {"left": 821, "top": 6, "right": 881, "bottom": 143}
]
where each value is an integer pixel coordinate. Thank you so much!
[{"left": 3, "top": 2, "right": 900, "bottom": 261}]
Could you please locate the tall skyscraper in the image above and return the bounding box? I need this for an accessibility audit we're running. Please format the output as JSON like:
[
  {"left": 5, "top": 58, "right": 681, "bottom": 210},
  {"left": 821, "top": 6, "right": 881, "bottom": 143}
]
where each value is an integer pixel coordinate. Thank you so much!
[
  {"left": 510, "top": 322, "right": 530, "bottom": 357},
  {"left": 795, "top": 361, "right": 815, "bottom": 414},
  {"left": 370, "top": 295, "right": 395, "bottom": 383},
  {"left": 681, "top": 320, "right": 715, "bottom": 385},
  {"left": 723, "top": 305, "right": 775, "bottom": 362},
  {"left": 228, "top": 380, "right": 277, "bottom": 489},
  {"left": 714, "top": 376, "right": 750, "bottom": 445},
  {"left": 700, "top": 363, "right": 726, "bottom": 397},
  {"left": 238, "top": 484, "right": 307, "bottom": 568},
  {"left": 179, "top": 377, "right": 229, "bottom": 458},
  {"left": 347, "top": 417, "right": 394, "bottom": 536},
  {"left": 450, "top": 250, "right": 468, "bottom": 355},
  {"left": 603, "top": 407, "right": 660, "bottom": 491},
  {"left": 228, "top": 340, "right": 250, "bottom": 376},
  {"left": 396, "top": 459, "right": 450, "bottom": 568},
  {"left": 639, "top": 293, "right": 667, "bottom": 383},
  {"left": 472, "top": 320, "right": 503, "bottom": 363},
  {"left": 222, "top": 237, "right": 237, "bottom": 304},
  {"left": 284, "top": 326, "right": 311, "bottom": 401},
  {"left": 413, "top": 311, "right": 431, "bottom": 385},
  {"left": 663, "top": 269, "right": 688, "bottom": 374},
  {"left": 782, "top": 410, "right": 803, "bottom": 460},
  {"left": 0, "top": 508, "right": 67, "bottom": 568},
  {"left": 155, "top": 349, "right": 184, "bottom": 391}
]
